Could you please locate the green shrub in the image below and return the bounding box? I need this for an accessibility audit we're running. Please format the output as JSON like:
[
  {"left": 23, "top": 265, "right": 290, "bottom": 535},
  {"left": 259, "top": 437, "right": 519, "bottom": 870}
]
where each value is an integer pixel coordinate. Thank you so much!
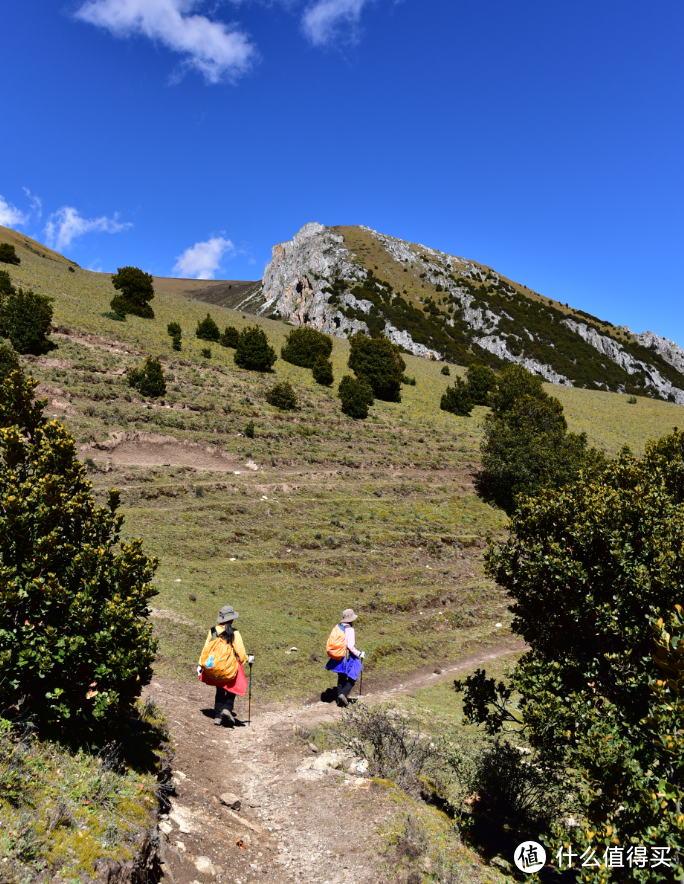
[
  {"left": 628, "top": 395, "right": 637, "bottom": 404},
  {"left": 489, "top": 363, "right": 545, "bottom": 413},
  {"left": 127, "top": 356, "right": 167, "bottom": 398},
  {"left": 441, "top": 365, "right": 450, "bottom": 376},
  {"left": 234, "top": 326, "right": 277, "bottom": 372},
  {"left": 281, "top": 326, "right": 333, "bottom": 368},
  {"left": 244, "top": 420, "right": 255, "bottom": 438},
  {"left": 465, "top": 363, "right": 498, "bottom": 405},
  {"left": 219, "top": 326, "right": 239, "bottom": 348},
  {"left": 348, "top": 332, "right": 405, "bottom": 402},
  {"left": 265, "top": 381, "right": 298, "bottom": 410},
  {"left": 102, "top": 311, "right": 126, "bottom": 322},
  {"left": 312, "top": 356, "right": 334, "bottom": 386},
  {"left": 68, "top": 264, "right": 75, "bottom": 272},
  {"left": 196, "top": 313, "right": 220, "bottom": 342},
  {"left": 0, "top": 339, "right": 20, "bottom": 382},
  {"left": 459, "top": 433, "right": 684, "bottom": 878},
  {"left": 167, "top": 321, "right": 182, "bottom": 351},
  {"left": 0, "top": 270, "right": 14, "bottom": 295},
  {"left": 0, "top": 371, "right": 158, "bottom": 730},
  {"left": 0, "top": 287, "right": 54, "bottom": 355},
  {"left": 440, "top": 378, "right": 473, "bottom": 416},
  {"left": 201, "top": 347, "right": 211, "bottom": 359},
  {"left": 110, "top": 266, "right": 155, "bottom": 319},
  {"left": 401, "top": 374, "right": 416, "bottom": 386},
  {"left": 0, "top": 243, "right": 20, "bottom": 265},
  {"left": 338, "top": 375, "right": 374, "bottom": 419}
]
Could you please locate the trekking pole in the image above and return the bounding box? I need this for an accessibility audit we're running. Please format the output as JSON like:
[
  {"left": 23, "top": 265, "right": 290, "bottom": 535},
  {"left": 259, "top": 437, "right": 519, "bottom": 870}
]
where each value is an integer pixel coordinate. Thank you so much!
[
  {"left": 247, "top": 657, "right": 254, "bottom": 725},
  {"left": 359, "top": 651, "right": 365, "bottom": 697}
]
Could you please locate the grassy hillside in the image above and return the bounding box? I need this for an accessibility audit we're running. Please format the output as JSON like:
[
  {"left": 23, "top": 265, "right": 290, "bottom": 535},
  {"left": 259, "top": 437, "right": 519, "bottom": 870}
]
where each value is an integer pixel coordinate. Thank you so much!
[{"left": 3, "top": 245, "right": 683, "bottom": 699}]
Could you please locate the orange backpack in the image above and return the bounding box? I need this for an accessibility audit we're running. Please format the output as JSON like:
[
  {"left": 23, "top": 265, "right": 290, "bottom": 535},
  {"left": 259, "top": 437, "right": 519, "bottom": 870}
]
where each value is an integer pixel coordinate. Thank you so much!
[
  {"left": 199, "top": 631, "right": 239, "bottom": 685},
  {"left": 326, "top": 623, "right": 347, "bottom": 660}
]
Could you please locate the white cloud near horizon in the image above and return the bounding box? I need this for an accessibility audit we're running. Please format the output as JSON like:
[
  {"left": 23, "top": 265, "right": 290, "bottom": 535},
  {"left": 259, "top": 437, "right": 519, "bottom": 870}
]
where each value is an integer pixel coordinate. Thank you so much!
[
  {"left": 75, "top": 0, "right": 256, "bottom": 83},
  {"left": 45, "top": 207, "right": 132, "bottom": 252},
  {"left": 173, "top": 236, "right": 235, "bottom": 278},
  {"left": 0, "top": 195, "right": 29, "bottom": 229},
  {"left": 302, "top": 0, "right": 372, "bottom": 45}
]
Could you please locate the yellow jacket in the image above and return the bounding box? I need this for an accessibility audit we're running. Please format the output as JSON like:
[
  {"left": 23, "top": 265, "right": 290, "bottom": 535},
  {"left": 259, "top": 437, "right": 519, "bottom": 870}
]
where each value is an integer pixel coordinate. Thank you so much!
[{"left": 198, "top": 625, "right": 248, "bottom": 666}]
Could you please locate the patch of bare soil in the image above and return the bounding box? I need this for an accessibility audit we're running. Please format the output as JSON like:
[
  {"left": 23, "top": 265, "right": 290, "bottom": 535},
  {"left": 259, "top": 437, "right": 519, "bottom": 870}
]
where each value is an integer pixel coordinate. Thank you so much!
[
  {"left": 146, "top": 642, "right": 520, "bottom": 884},
  {"left": 51, "top": 326, "right": 144, "bottom": 355},
  {"left": 79, "top": 432, "right": 245, "bottom": 472}
]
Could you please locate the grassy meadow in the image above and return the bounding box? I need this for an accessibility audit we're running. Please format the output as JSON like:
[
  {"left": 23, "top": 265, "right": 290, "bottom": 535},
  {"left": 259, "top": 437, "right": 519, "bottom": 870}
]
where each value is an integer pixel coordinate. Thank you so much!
[{"left": 4, "top": 246, "right": 684, "bottom": 702}]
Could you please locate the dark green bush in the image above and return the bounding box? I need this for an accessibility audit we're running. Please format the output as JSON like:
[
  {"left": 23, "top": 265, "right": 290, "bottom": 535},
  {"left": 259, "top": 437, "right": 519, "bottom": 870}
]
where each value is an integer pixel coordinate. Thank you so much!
[
  {"left": 201, "top": 347, "right": 211, "bottom": 359},
  {"left": 281, "top": 326, "right": 333, "bottom": 368},
  {"left": 348, "top": 332, "right": 405, "bottom": 402},
  {"left": 219, "top": 326, "right": 239, "bottom": 348},
  {"left": 441, "top": 365, "right": 450, "bottom": 376},
  {"left": 102, "top": 311, "right": 126, "bottom": 322},
  {"left": 265, "top": 381, "right": 298, "bottom": 410},
  {"left": 110, "top": 266, "right": 155, "bottom": 319},
  {"left": 0, "top": 243, "right": 20, "bottom": 265},
  {"left": 127, "top": 357, "right": 167, "bottom": 398},
  {"left": 244, "top": 420, "right": 255, "bottom": 438},
  {"left": 440, "top": 377, "right": 473, "bottom": 416},
  {"left": 401, "top": 374, "right": 416, "bottom": 386},
  {"left": 0, "top": 371, "right": 158, "bottom": 730},
  {"left": 0, "top": 287, "right": 54, "bottom": 354},
  {"left": 234, "top": 326, "right": 277, "bottom": 372},
  {"left": 312, "top": 356, "right": 334, "bottom": 386},
  {"left": 68, "top": 265, "right": 75, "bottom": 272},
  {"left": 0, "top": 270, "right": 14, "bottom": 296},
  {"left": 196, "top": 314, "right": 220, "bottom": 342},
  {"left": 339, "top": 375, "right": 374, "bottom": 419},
  {"left": 167, "top": 322, "right": 182, "bottom": 351},
  {"left": 489, "top": 363, "right": 545, "bottom": 413},
  {"left": 0, "top": 339, "right": 20, "bottom": 382},
  {"left": 466, "top": 363, "right": 498, "bottom": 405}
]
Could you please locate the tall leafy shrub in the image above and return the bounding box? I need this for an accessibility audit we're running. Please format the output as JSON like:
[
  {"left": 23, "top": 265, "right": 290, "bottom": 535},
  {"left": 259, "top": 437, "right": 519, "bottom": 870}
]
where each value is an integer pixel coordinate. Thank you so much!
[
  {"left": 458, "top": 433, "right": 684, "bottom": 880},
  {"left": 234, "top": 326, "right": 277, "bottom": 372},
  {"left": 440, "top": 377, "right": 473, "bottom": 416},
  {"left": 281, "top": 326, "right": 333, "bottom": 368},
  {"left": 110, "top": 266, "right": 155, "bottom": 319},
  {"left": 0, "top": 243, "right": 20, "bottom": 265},
  {"left": 348, "top": 332, "right": 405, "bottom": 402},
  {"left": 219, "top": 326, "right": 239, "bottom": 348},
  {"left": 465, "top": 363, "right": 498, "bottom": 405},
  {"left": 196, "top": 314, "right": 220, "bottom": 342},
  {"left": 0, "top": 370, "right": 158, "bottom": 729},
  {"left": 312, "top": 356, "right": 334, "bottom": 386},
  {"left": 0, "top": 286, "right": 53, "bottom": 355},
  {"left": 339, "top": 375, "right": 374, "bottom": 419},
  {"left": 167, "top": 322, "right": 182, "bottom": 351},
  {"left": 127, "top": 356, "right": 167, "bottom": 398}
]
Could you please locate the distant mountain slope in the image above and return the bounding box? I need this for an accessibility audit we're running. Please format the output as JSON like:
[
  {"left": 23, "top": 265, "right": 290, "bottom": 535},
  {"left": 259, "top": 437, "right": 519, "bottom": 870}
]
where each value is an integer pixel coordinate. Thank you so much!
[
  {"left": 0, "top": 224, "right": 77, "bottom": 266},
  {"left": 256, "top": 222, "right": 684, "bottom": 404},
  {"left": 152, "top": 276, "right": 260, "bottom": 310}
]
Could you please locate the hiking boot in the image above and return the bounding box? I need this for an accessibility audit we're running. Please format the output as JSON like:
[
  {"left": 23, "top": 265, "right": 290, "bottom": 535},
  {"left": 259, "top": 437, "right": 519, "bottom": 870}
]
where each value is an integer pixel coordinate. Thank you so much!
[
  {"left": 336, "top": 694, "right": 349, "bottom": 707},
  {"left": 221, "top": 708, "right": 235, "bottom": 727},
  {"left": 213, "top": 716, "right": 223, "bottom": 726}
]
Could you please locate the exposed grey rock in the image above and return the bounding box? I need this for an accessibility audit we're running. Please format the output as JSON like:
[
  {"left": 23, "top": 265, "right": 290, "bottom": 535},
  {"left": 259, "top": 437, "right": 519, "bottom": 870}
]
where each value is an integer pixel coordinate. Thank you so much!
[
  {"left": 219, "top": 792, "right": 242, "bottom": 811},
  {"left": 634, "top": 330, "right": 684, "bottom": 375}
]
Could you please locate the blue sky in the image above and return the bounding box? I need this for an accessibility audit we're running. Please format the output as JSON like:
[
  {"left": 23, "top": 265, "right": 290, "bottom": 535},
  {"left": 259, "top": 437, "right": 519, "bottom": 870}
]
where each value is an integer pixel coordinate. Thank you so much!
[{"left": 2, "top": 0, "right": 683, "bottom": 343}]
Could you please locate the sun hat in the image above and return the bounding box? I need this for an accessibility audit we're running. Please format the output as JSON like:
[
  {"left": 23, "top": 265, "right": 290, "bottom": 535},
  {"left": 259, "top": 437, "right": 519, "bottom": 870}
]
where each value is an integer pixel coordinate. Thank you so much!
[
  {"left": 217, "top": 605, "right": 239, "bottom": 624},
  {"left": 341, "top": 608, "right": 357, "bottom": 623}
]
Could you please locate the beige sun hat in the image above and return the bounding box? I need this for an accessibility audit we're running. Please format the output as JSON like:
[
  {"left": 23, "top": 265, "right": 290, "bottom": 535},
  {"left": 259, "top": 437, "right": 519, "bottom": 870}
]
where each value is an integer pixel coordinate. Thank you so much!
[
  {"left": 341, "top": 608, "right": 357, "bottom": 623},
  {"left": 217, "top": 605, "right": 239, "bottom": 624}
]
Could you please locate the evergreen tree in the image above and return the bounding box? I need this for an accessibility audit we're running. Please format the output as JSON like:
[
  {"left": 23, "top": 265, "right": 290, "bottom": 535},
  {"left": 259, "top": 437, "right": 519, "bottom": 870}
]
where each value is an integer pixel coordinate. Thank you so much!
[
  {"left": 234, "top": 326, "right": 277, "bottom": 372},
  {"left": 167, "top": 322, "right": 182, "bottom": 351},
  {"left": 196, "top": 314, "right": 220, "bottom": 342},
  {"left": 219, "top": 326, "right": 240, "bottom": 348},
  {"left": 281, "top": 326, "right": 333, "bottom": 368},
  {"left": 127, "top": 357, "right": 167, "bottom": 398},
  {"left": 465, "top": 363, "right": 498, "bottom": 405},
  {"left": 265, "top": 381, "right": 298, "bottom": 410},
  {"left": 312, "top": 355, "right": 334, "bottom": 386},
  {"left": 348, "top": 332, "right": 405, "bottom": 402},
  {"left": 0, "top": 339, "right": 20, "bottom": 381},
  {"left": 440, "top": 377, "right": 474, "bottom": 416},
  {"left": 0, "top": 370, "right": 157, "bottom": 730},
  {"left": 0, "top": 243, "right": 20, "bottom": 265},
  {"left": 0, "top": 287, "right": 53, "bottom": 355},
  {"left": 0, "top": 270, "right": 15, "bottom": 296},
  {"left": 110, "top": 266, "right": 155, "bottom": 319},
  {"left": 338, "top": 375, "right": 374, "bottom": 419}
]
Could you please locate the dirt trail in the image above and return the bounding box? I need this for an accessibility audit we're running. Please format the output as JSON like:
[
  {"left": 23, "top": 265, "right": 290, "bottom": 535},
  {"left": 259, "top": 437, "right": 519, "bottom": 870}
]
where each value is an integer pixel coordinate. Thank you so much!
[{"left": 147, "top": 641, "right": 524, "bottom": 884}]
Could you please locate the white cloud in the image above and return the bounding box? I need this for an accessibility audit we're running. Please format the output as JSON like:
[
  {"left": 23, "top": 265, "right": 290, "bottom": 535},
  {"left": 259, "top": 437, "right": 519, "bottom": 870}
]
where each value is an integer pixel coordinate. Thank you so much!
[
  {"left": 44, "top": 207, "right": 132, "bottom": 252},
  {"left": 0, "top": 195, "right": 29, "bottom": 229},
  {"left": 173, "top": 236, "right": 235, "bottom": 278},
  {"left": 23, "top": 188, "right": 42, "bottom": 220},
  {"left": 301, "top": 0, "right": 372, "bottom": 45},
  {"left": 75, "top": 0, "right": 256, "bottom": 83}
]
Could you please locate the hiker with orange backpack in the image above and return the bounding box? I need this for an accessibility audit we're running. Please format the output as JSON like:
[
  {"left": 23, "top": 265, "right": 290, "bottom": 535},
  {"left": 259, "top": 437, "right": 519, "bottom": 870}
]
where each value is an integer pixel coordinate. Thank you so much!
[
  {"left": 197, "top": 605, "right": 254, "bottom": 727},
  {"left": 325, "top": 609, "right": 364, "bottom": 707}
]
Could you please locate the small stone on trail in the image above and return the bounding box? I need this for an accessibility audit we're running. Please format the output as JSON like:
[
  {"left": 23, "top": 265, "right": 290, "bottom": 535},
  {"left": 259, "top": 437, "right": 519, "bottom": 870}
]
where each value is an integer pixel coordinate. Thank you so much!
[
  {"left": 194, "top": 856, "right": 216, "bottom": 876},
  {"left": 219, "top": 792, "right": 242, "bottom": 811},
  {"left": 188, "top": 594, "right": 196, "bottom": 602},
  {"left": 433, "top": 667, "right": 442, "bottom": 675},
  {"left": 308, "top": 743, "right": 318, "bottom": 753}
]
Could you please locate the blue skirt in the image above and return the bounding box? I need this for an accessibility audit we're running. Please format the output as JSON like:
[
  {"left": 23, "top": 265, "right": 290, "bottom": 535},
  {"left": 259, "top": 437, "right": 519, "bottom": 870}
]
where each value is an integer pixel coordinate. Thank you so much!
[{"left": 325, "top": 654, "right": 362, "bottom": 681}]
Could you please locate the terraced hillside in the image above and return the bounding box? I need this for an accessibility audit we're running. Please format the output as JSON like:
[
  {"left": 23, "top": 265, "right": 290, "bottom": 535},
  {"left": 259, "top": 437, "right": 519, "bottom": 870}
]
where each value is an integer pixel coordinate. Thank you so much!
[
  {"left": 2, "top": 231, "right": 683, "bottom": 697},
  {"left": 256, "top": 222, "right": 684, "bottom": 404}
]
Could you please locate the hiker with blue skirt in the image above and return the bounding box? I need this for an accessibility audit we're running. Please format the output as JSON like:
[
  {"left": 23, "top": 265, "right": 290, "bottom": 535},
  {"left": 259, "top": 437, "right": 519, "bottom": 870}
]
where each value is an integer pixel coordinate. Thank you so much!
[{"left": 325, "top": 608, "right": 364, "bottom": 707}]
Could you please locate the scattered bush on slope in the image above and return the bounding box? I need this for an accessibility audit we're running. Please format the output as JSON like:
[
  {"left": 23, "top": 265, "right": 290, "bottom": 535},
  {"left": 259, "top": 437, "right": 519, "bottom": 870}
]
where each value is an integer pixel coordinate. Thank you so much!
[{"left": 110, "top": 266, "right": 155, "bottom": 319}]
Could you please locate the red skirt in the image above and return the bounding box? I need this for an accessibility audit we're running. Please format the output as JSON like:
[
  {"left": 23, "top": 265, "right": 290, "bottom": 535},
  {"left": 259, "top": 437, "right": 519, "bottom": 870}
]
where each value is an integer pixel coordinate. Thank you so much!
[{"left": 199, "top": 661, "right": 247, "bottom": 697}]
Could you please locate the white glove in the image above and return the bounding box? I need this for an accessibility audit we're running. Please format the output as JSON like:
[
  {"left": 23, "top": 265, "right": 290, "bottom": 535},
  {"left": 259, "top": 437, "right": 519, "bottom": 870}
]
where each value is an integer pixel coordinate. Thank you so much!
[
  {"left": 196, "top": 665, "right": 202, "bottom": 678},
  {"left": 360, "top": 651, "right": 366, "bottom": 660},
  {"left": 248, "top": 655, "right": 255, "bottom": 664}
]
